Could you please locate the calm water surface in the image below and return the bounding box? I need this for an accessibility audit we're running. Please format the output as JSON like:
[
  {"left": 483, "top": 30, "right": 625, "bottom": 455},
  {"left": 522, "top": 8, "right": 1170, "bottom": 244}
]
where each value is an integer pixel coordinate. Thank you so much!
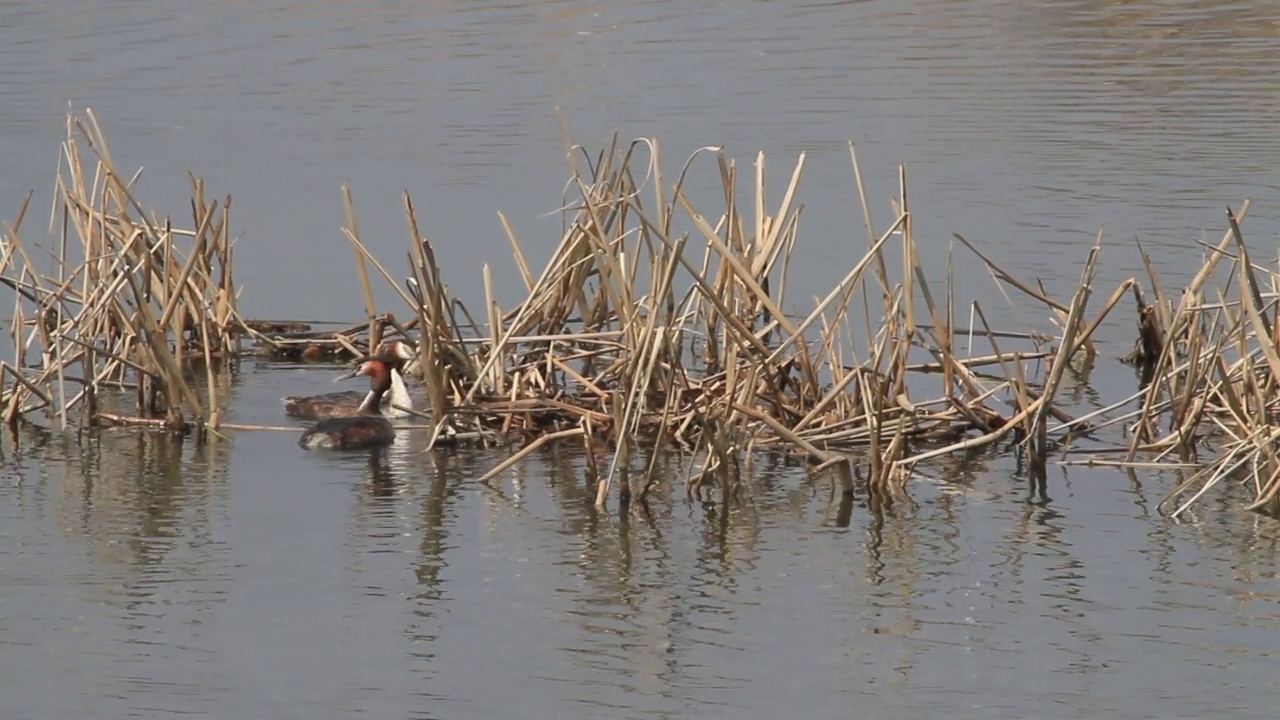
[
  {"left": 2, "top": 0, "right": 1280, "bottom": 718},
  {"left": 2, "top": 364, "right": 1278, "bottom": 718}
]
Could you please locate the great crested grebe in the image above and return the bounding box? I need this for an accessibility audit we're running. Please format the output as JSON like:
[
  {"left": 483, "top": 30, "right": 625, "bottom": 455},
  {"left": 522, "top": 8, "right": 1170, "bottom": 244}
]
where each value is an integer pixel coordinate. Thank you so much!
[
  {"left": 298, "top": 355, "right": 398, "bottom": 450},
  {"left": 283, "top": 340, "right": 416, "bottom": 420}
]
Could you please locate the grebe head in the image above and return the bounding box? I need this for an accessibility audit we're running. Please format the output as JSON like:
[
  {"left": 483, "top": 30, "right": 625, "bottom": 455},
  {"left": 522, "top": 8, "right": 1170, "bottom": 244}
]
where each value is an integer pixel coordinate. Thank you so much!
[
  {"left": 336, "top": 341, "right": 417, "bottom": 380},
  {"left": 337, "top": 341, "right": 416, "bottom": 374},
  {"left": 383, "top": 339, "right": 418, "bottom": 375},
  {"left": 335, "top": 357, "right": 393, "bottom": 390},
  {"left": 379, "top": 339, "right": 417, "bottom": 363}
]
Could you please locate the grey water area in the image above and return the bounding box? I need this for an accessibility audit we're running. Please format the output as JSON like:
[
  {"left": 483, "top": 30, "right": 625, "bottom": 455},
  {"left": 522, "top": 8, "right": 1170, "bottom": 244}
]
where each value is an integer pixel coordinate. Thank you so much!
[{"left": 2, "top": 1, "right": 1279, "bottom": 718}]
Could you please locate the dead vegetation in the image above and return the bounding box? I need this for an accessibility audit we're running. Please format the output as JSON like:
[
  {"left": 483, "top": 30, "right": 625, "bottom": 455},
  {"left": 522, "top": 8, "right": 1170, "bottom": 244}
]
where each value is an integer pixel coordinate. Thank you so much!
[
  {"left": 2, "top": 111, "right": 1278, "bottom": 519},
  {"left": 0, "top": 112, "right": 412, "bottom": 435},
  {"left": 1, "top": 111, "right": 245, "bottom": 433}
]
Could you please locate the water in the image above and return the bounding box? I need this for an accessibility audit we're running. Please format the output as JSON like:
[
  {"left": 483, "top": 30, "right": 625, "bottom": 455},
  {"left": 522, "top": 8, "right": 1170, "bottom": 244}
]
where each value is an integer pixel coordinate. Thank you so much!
[
  {"left": 3, "top": 0, "right": 1280, "bottom": 717},
  {"left": 3, "top": 402, "right": 1277, "bottom": 719}
]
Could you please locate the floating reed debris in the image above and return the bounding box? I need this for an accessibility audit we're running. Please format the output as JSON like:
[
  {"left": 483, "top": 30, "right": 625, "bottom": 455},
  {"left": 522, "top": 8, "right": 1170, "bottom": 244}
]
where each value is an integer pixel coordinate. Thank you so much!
[{"left": 5, "top": 110, "right": 1280, "bottom": 519}]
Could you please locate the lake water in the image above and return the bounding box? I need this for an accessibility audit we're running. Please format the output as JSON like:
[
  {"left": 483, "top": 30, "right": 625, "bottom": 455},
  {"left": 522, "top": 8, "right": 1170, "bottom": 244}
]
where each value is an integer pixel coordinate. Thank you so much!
[{"left": 2, "top": 0, "right": 1279, "bottom": 718}]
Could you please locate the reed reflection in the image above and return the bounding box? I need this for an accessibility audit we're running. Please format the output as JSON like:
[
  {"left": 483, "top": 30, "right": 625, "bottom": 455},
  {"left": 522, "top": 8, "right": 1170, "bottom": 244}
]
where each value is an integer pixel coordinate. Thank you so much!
[{"left": 63, "top": 431, "right": 231, "bottom": 584}]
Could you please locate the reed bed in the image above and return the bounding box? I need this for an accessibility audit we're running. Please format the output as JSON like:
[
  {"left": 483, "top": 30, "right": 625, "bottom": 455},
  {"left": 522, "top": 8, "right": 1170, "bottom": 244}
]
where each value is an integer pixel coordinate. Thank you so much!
[
  {"left": 336, "top": 131, "right": 1124, "bottom": 511},
  {"left": 3, "top": 111, "right": 1278, "bottom": 518},
  {"left": 0, "top": 113, "right": 404, "bottom": 434},
  {"left": 1, "top": 111, "right": 254, "bottom": 433},
  {"left": 1066, "top": 203, "right": 1280, "bottom": 519}
]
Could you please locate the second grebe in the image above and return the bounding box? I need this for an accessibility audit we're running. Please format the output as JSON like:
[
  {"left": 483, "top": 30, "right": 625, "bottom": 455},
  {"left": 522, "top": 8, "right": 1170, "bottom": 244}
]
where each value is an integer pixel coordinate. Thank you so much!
[
  {"left": 298, "top": 356, "right": 397, "bottom": 450},
  {"left": 283, "top": 340, "right": 416, "bottom": 420}
]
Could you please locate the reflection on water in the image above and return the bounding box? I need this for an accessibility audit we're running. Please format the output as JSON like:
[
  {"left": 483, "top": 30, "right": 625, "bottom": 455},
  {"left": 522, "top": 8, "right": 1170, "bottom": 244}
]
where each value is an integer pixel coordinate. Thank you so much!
[
  {"left": 3, "top": 371, "right": 1278, "bottom": 718},
  {"left": 1, "top": 427, "right": 235, "bottom": 718},
  {"left": 3, "top": 0, "right": 1280, "bottom": 717}
]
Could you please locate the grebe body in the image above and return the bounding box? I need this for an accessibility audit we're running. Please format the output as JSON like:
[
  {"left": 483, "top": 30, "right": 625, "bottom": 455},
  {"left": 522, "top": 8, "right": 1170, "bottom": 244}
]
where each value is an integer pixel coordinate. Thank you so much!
[
  {"left": 283, "top": 340, "right": 416, "bottom": 420},
  {"left": 299, "top": 414, "right": 395, "bottom": 450},
  {"left": 299, "top": 356, "right": 397, "bottom": 451}
]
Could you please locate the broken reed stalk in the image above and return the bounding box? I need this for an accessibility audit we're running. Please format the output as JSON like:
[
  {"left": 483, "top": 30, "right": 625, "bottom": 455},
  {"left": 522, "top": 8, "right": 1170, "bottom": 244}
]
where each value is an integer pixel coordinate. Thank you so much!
[
  {"left": 320, "top": 130, "right": 1125, "bottom": 511},
  {"left": 1, "top": 110, "right": 247, "bottom": 432},
  {"left": 5, "top": 112, "right": 1279, "bottom": 519},
  {"left": 1078, "top": 203, "right": 1280, "bottom": 518},
  {"left": 358, "top": 135, "right": 1275, "bottom": 517}
]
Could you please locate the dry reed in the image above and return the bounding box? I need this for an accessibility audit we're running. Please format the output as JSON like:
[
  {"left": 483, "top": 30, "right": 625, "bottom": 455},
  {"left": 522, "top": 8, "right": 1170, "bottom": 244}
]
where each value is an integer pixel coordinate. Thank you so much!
[
  {"left": 331, "top": 130, "right": 1119, "bottom": 511},
  {"left": 4, "top": 110, "right": 1279, "bottom": 519},
  {"left": 2, "top": 111, "right": 250, "bottom": 433}
]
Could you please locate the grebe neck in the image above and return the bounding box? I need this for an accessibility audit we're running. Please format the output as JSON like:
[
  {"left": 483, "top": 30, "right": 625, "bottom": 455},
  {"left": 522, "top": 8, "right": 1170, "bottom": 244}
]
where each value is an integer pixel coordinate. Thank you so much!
[
  {"left": 386, "top": 368, "right": 412, "bottom": 416},
  {"left": 358, "top": 385, "right": 386, "bottom": 415},
  {"left": 358, "top": 361, "right": 392, "bottom": 415}
]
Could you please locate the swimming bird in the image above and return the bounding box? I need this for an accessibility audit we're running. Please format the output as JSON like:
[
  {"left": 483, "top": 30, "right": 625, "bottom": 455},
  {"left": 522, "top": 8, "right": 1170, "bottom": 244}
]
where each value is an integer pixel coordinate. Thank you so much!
[
  {"left": 282, "top": 340, "right": 416, "bottom": 420},
  {"left": 298, "top": 355, "right": 399, "bottom": 451}
]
